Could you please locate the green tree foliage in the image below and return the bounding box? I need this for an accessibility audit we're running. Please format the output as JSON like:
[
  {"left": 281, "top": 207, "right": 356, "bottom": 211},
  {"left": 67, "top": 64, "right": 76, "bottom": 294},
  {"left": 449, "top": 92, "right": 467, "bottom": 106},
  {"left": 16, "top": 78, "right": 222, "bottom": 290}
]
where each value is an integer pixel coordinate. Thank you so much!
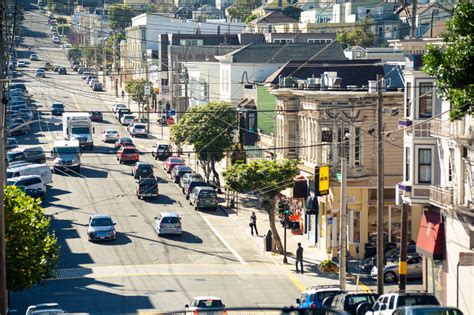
[
  {"left": 223, "top": 159, "right": 299, "bottom": 253},
  {"left": 227, "top": 0, "right": 261, "bottom": 21},
  {"left": 108, "top": 4, "right": 135, "bottom": 32},
  {"left": 4, "top": 186, "right": 60, "bottom": 291},
  {"left": 50, "top": 0, "right": 72, "bottom": 14},
  {"left": 57, "top": 24, "right": 70, "bottom": 36},
  {"left": 170, "top": 102, "right": 237, "bottom": 186},
  {"left": 423, "top": 0, "right": 474, "bottom": 120},
  {"left": 243, "top": 14, "right": 258, "bottom": 24},
  {"left": 125, "top": 78, "right": 147, "bottom": 115},
  {"left": 106, "top": 32, "right": 126, "bottom": 47},
  {"left": 336, "top": 17, "right": 376, "bottom": 48},
  {"left": 66, "top": 47, "right": 82, "bottom": 60}
]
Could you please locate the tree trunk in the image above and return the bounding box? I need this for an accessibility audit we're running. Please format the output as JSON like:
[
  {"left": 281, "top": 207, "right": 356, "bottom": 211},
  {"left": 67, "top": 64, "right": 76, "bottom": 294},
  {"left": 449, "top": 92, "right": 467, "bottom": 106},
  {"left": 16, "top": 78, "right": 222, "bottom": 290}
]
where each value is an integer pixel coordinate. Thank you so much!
[
  {"left": 267, "top": 196, "right": 284, "bottom": 254},
  {"left": 210, "top": 156, "right": 221, "bottom": 192}
]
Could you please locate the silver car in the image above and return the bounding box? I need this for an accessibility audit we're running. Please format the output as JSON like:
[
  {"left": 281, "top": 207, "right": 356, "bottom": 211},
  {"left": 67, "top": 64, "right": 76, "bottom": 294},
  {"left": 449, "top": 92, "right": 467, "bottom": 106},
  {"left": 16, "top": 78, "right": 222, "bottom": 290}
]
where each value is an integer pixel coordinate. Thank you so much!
[
  {"left": 371, "top": 255, "right": 422, "bottom": 283},
  {"left": 180, "top": 173, "right": 204, "bottom": 189},
  {"left": 154, "top": 212, "right": 182, "bottom": 236},
  {"left": 87, "top": 214, "right": 116, "bottom": 241}
]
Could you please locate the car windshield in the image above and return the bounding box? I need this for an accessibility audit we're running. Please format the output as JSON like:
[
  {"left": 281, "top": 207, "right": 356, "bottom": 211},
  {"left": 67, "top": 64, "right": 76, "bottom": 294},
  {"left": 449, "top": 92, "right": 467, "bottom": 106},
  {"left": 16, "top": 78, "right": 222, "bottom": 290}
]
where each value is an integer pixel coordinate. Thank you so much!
[
  {"left": 120, "top": 138, "right": 132, "bottom": 143},
  {"left": 397, "top": 295, "right": 440, "bottom": 307},
  {"left": 91, "top": 112, "right": 101, "bottom": 116},
  {"left": 124, "top": 115, "right": 134, "bottom": 119},
  {"left": 6, "top": 171, "right": 15, "bottom": 178},
  {"left": 161, "top": 217, "right": 179, "bottom": 224},
  {"left": 123, "top": 149, "right": 138, "bottom": 154},
  {"left": 54, "top": 147, "right": 79, "bottom": 154},
  {"left": 411, "top": 309, "right": 463, "bottom": 315},
  {"left": 196, "top": 300, "right": 223, "bottom": 308},
  {"left": 71, "top": 127, "right": 89, "bottom": 134},
  {"left": 6, "top": 179, "right": 17, "bottom": 186},
  {"left": 158, "top": 145, "right": 169, "bottom": 150},
  {"left": 7, "top": 152, "right": 24, "bottom": 162},
  {"left": 139, "top": 165, "right": 153, "bottom": 171},
  {"left": 107, "top": 130, "right": 118, "bottom": 134},
  {"left": 134, "top": 125, "right": 145, "bottom": 130},
  {"left": 170, "top": 159, "right": 183, "bottom": 163},
  {"left": 346, "top": 295, "right": 376, "bottom": 305},
  {"left": 313, "top": 291, "right": 343, "bottom": 302},
  {"left": 52, "top": 104, "right": 64, "bottom": 108},
  {"left": 199, "top": 190, "right": 216, "bottom": 198},
  {"left": 91, "top": 218, "right": 113, "bottom": 227},
  {"left": 178, "top": 167, "right": 192, "bottom": 173}
]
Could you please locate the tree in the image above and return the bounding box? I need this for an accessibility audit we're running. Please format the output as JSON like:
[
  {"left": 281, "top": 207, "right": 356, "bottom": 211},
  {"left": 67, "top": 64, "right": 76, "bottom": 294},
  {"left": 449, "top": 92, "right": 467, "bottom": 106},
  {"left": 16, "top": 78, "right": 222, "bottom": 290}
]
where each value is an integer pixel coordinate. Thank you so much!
[
  {"left": 336, "top": 17, "right": 376, "bottom": 48},
  {"left": 227, "top": 0, "right": 261, "bottom": 21},
  {"left": 223, "top": 159, "right": 299, "bottom": 254},
  {"left": 423, "top": 0, "right": 474, "bottom": 120},
  {"left": 170, "top": 102, "right": 237, "bottom": 186},
  {"left": 125, "top": 78, "right": 148, "bottom": 117},
  {"left": 4, "top": 186, "right": 60, "bottom": 291},
  {"left": 108, "top": 4, "right": 135, "bottom": 32}
]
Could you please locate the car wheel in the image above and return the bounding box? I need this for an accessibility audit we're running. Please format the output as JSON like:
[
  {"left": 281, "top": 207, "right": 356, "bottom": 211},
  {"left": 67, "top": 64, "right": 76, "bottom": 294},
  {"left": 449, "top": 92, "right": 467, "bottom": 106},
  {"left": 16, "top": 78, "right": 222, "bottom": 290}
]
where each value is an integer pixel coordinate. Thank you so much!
[{"left": 384, "top": 271, "right": 397, "bottom": 283}]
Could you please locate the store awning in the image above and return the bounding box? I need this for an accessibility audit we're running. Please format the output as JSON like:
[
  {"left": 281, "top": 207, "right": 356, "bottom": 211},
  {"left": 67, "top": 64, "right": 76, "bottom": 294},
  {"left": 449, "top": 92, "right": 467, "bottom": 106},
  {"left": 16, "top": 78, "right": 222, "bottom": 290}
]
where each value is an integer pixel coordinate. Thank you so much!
[{"left": 416, "top": 210, "right": 445, "bottom": 260}]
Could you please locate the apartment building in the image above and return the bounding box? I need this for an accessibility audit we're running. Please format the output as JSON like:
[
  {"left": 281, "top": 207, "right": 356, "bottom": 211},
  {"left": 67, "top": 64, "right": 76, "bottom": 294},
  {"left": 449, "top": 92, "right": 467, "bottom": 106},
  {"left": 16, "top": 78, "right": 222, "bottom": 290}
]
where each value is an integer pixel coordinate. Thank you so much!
[{"left": 269, "top": 60, "right": 406, "bottom": 258}]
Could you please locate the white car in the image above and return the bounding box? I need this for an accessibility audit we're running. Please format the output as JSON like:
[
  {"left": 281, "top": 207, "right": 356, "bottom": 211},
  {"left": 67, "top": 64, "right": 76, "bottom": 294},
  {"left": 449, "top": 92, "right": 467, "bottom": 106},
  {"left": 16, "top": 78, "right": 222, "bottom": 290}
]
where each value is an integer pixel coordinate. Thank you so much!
[
  {"left": 36, "top": 69, "right": 46, "bottom": 78},
  {"left": 6, "top": 175, "right": 47, "bottom": 197},
  {"left": 154, "top": 212, "right": 182, "bottom": 236},
  {"left": 101, "top": 129, "right": 120, "bottom": 143},
  {"left": 184, "top": 296, "right": 226, "bottom": 314},
  {"left": 29, "top": 54, "right": 39, "bottom": 61},
  {"left": 52, "top": 36, "right": 60, "bottom": 44},
  {"left": 16, "top": 60, "right": 26, "bottom": 67},
  {"left": 26, "top": 303, "right": 65, "bottom": 315},
  {"left": 112, "top": 103, "right": 127, "bottom": 113},
  {"left": 120, "top": 114, "right": 136, "bottom": 125},
  {"left": 89, "top": 78, "right": 99, "bottom": 87}
]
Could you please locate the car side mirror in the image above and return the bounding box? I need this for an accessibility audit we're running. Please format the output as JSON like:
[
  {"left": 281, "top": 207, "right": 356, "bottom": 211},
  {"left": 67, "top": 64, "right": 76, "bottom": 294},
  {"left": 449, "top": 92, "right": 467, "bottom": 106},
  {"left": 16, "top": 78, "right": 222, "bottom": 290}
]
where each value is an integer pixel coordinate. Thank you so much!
[
  {"left": 184, "top": 304, "right": 189, "bottom": 309},
  {"left": 296, "top": 298, "right": 301, "bottom": 304}
]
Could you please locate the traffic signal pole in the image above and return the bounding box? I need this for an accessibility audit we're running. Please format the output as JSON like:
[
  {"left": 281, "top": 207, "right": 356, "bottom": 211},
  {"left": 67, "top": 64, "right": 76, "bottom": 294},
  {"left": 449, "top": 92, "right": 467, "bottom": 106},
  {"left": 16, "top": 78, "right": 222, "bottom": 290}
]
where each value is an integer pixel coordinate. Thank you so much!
[
  {"left": 283, "top": 225, "right": 288, "bottom": 263},
  {"left": 339, "top": 122, "right": 347, "bottom": 291}
]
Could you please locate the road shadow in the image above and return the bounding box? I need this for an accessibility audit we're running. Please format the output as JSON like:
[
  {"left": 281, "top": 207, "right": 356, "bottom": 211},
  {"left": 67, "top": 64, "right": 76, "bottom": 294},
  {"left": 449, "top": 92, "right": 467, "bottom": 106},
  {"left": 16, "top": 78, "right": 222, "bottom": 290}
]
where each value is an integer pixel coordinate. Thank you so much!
[
  {"left": 145, "top": 194, "right": 176, "bottom": 205},
  {"left": 159, "top": 231, "right": 203, "bottom": 244},
  {"left": 196, "top": 207, "right": 228, "bottom": 217},
  {"left": 90, "top": 232, "right": 132, "bottom": 246},
  {"left": 79, "top": 166, "right": 108, "bottom": 178},
  {"left": 21, "top": 26, "right": 48, "bottom": 39}
]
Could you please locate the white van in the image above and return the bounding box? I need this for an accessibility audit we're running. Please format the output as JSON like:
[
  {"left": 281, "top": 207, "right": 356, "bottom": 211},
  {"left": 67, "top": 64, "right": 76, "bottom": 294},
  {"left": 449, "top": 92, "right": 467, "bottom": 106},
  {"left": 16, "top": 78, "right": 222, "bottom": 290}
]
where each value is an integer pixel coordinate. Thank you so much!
[
  {"left": 7, "top": 175, "right": 47, "bottom": 196},
  {"left": 7, "top": 164, "right": 52, "bottom": 184}
]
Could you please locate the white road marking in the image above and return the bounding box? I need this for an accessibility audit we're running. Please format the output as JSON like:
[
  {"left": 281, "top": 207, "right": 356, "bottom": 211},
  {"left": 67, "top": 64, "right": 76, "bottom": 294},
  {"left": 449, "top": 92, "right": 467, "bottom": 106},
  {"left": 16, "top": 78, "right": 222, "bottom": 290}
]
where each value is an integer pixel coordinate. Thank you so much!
[{"left": 201, "top": 216, "right": 248, "bottom": 265}]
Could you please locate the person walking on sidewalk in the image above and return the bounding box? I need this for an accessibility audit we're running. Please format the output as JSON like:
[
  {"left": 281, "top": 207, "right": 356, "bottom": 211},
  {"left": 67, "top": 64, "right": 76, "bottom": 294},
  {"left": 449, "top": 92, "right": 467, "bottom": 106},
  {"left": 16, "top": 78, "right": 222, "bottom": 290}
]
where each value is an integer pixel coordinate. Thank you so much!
[
  {"left": 296, "top": 243, "right": 304, "bottom": 274},
  {"left": 121, "top": 90, "right": 125, "bottom": 100},
  {"left": 249, "top": 212, "right": 258, "bottom": 236}
]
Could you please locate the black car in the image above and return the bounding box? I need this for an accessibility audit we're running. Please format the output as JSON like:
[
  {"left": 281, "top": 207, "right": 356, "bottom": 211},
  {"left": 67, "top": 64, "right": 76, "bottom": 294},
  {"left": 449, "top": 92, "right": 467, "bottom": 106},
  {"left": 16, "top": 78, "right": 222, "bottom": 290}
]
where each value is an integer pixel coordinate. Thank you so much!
[
  {"left": 170, "top": 165, "right": 192, "bottom": 183},
  {"left": 51, "top": 102, "right": 64, "bottom": 116},
  {"left": 89, "top": 111, "right": 103, "bottom": 122},
  {"left": 152, "top": 144, "right": 172, "bottom": 161},
  {"left": 137, "top": 176, "right": 159, "bottom": 199},
  {"left": 328, "top": 293, "right": 379, "bottom": 315},
  {"left": 362, "top": 244, "right": 418, "bottom": 272},
  {"left": 132, "top": 162, "right": 154, "bottom": 180},
  {"left": 116, "top": 108, "right": 131, "bottom": 121},
  {"left": 58, "top": 67, "right": 67, "bottom": 74}
]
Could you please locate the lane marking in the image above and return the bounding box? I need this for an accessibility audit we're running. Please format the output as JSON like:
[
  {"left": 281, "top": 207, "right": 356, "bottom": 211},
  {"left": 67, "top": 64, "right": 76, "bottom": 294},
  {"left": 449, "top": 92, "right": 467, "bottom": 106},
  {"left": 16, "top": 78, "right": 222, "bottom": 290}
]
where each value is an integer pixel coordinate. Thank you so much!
[
  {"left": 287, "top": 274, "right": 306, "bottom": 292},
  {"left": 201, "top": 216, "right": 247, "bottom": 265}
]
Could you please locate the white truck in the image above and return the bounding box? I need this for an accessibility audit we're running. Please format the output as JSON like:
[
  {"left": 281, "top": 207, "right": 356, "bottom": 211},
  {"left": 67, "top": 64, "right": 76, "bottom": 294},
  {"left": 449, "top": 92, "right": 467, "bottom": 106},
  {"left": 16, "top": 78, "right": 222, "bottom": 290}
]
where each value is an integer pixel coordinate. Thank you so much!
[
  {"left": 62, "top": 112, "right": 94, "bottom": 149},
  {"left": 51, "top": 140, "right": 81, "bottom": 173}
]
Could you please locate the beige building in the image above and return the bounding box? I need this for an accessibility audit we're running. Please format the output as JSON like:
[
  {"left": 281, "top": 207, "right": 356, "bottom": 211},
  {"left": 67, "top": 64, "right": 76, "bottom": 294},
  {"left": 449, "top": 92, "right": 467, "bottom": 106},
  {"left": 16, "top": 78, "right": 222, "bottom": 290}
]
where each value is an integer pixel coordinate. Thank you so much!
[{"left": 269, "top": 61, "right": 408, "bottom": 258}]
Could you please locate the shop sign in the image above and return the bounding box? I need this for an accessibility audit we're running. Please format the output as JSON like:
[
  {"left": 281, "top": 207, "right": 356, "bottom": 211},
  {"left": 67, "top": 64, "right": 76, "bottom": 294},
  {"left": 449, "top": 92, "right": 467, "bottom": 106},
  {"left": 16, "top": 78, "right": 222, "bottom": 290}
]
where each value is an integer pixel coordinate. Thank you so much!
[
  {"left": 327, "top": 217, "right": 333, "bottom": 225},
  {"left": 315, "top": 165, "right": 330, "bottom": 196},
  {"left": 459, "top": 252, "right": 474, "bottom": 266}
]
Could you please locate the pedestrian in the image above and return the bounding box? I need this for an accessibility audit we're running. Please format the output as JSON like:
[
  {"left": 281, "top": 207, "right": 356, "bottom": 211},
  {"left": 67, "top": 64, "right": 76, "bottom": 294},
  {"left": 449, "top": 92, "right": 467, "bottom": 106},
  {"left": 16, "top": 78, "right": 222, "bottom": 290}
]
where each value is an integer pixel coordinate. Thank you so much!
[
  {"left": 296, "top": 242, "right": 304, "bottom": 274},
  {"left": 121, "top": 90, "right": 125, "bottom": 100},
  {"left": 249, "top": 211, "right": 258, "bottom": 236}
]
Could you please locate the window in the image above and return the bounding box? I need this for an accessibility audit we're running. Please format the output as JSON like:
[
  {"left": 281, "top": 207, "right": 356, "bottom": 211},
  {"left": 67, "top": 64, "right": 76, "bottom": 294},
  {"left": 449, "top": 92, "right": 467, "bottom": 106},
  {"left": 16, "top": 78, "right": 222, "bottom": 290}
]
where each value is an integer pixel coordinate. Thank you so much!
[
  {"left": 307, "top": 39, "right": 332, "bottom": 44},
  {"left": 354, "top": 127, "right": 361, "bottom": 165},
  {"left": 355, "top": 51, "right": 362, "bottom": 58},
  {"left": 388, "top": 296, "right": 396, "bottom": 309},
  {"left": 274, "top": 39, "right": 293, "bottom": 44},
  {"left": 419, "top": 82, "right": 433, "bottom": 118},
  {"left": 338, "top": 127, "right": 350, "bottom": 163},
  {"left": 405, "top": 147, "right": 410, "bottom": 181},
  {"left": 380, "top": 296, "right": 389, "bottom": 310},
  {"left": 179, "top": 39, "right": 203, "bottom": 46},
  {"left": 448, "top": 148, "right": 454, "bottom": 182},
  {"left": 405, "top": 82, "right": 411, "bottom": 117},
  {"left": 378, "top": 26, "right": 384, "bottom": 38},
  {"left": 141, "top": 29, "right": 146, "bottom": 41},
  {"left": 418, "top": 148, "right": 432, "bottom": 184}
]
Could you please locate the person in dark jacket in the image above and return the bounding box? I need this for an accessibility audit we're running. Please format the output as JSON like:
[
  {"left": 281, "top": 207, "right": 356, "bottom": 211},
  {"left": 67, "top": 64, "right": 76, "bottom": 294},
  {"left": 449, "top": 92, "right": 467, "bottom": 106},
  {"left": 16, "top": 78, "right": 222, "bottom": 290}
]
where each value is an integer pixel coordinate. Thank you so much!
[
  {"left": 249, "top": 212, "right": 258, "bottom": 236},
  {"left": 296, "top": 242, "right": 304, "bottom": 274}
]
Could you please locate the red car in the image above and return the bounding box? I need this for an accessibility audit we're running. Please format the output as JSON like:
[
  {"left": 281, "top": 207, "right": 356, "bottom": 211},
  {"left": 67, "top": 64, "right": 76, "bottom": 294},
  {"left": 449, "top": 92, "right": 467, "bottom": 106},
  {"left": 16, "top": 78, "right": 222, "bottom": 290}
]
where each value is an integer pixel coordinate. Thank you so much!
[
  {"left": 163, "top": 156, "right": 184, "bottom": 173},
  {"left": 117, "top": 146, "right": 139, "bottom": 164}
]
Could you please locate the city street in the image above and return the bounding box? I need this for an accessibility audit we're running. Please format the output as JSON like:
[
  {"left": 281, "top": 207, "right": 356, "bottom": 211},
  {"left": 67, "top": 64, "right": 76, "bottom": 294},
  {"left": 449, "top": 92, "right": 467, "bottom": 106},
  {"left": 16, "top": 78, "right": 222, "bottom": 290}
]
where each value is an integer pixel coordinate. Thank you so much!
[{"left": 10, "top": 8, "right": 301, "bottom": 314}]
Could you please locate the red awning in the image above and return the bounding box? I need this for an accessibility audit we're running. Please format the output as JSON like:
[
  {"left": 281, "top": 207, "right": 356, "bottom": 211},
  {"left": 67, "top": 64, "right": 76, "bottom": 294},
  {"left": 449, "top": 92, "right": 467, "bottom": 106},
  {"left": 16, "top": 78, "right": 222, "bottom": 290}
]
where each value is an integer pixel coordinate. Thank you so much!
[{"left": 416, "top": 210, "right": 445, "bottom": 260}]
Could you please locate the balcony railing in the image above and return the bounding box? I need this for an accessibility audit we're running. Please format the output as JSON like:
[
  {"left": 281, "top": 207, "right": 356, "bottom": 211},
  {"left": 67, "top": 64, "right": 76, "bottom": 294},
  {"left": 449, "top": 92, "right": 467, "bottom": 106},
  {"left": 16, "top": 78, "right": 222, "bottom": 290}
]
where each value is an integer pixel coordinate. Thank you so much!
[
  {"left": 430, "top": 185, "right": 453, "bottom": 209},
  {"left": 413, "top": 121, "right": 431, "bottom": 138},
  {"left": 431, "top": 118, "right": 472, "bottom": 141}
]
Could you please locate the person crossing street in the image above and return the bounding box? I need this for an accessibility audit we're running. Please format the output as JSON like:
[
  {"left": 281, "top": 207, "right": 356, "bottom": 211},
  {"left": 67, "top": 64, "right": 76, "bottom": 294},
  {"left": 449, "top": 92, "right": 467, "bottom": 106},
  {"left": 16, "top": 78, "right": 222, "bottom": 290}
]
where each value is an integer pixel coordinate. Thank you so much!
[{"left": 296, "top": 243, "right": 304, "bottom": 274}]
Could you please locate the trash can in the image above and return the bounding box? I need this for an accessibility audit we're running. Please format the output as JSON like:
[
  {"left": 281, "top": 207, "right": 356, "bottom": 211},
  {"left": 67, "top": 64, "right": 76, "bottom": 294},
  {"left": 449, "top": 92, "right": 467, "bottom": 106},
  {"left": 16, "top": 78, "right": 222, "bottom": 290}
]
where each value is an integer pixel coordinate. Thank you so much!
[{"left": 264, "top": 230, "right": 272, "bottom": 252}]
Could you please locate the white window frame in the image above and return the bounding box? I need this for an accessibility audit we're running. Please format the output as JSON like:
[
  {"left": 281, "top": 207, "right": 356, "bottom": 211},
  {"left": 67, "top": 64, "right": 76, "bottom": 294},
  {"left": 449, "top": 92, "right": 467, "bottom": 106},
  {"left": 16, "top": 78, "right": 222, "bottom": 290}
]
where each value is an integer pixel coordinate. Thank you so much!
[
  {"left": 274, "top": 39, "right": 293, "bottom": 44},
  {"left": 414, "top": 79, "right": 435, "bottom": 119},
  {"left": 415, "top": 145, "right": 434, "bottom": 185}
]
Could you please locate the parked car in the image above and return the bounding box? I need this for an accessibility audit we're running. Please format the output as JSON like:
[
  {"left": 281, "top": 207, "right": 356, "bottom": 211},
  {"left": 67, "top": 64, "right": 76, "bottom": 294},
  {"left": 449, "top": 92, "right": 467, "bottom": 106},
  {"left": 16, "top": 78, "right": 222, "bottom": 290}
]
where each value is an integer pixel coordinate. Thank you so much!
[
  {"left": 6, "top": 175, "right": 46, "bottom": 197},
  {"left": 184, "top": 296, "right": 226, "bottom": 315},
  {"left": 89, "top": 111, "right": 103, "bottom": 122},
  {"left": 154, "top": 212, "right": 182, "bottom": 236},
  {"left": 92, "top": 82, "right": 102, "bottom": 91},
  {"left": 371, "top": 255, "right": 422, "bottom": 283},
  {"left": 163, "top": 156, "right": 185, "bottom": 173},
  {"left": 29, "top": 54, "right": 39, "bottom": 61},
  {"left": 152, "top": 143, "right": 172, "bottom": 161},
  {"left": 170, "top": 165, "right": 192, "bottom": 183},
  {"left": 35, "top": 68, "right": 46, "bottom": 78},
  {"left": 189, "top": 186, "right": 218, "bottom": 211},
  {"left": 101, "top": 129, "right": 120, "bottom": 143},
  {"left": 120, "top": 114, "right": 136, "bottom": 126},
  {"left": 87, "top": 214, "right": 116, "bottom": 241},
  {"left": 180, "top": 173, "right": 204, "bottom": 189},
  {"left": 132, "top": 161, "right": 154, "bottom": 179},
  {"left": 363, "top": 292, "right": 440, "bottom": 315},
  {"left": 115, "top": 137, "right": 134, "bottom": 149},
  {"left": 392, "top": 306, "right": 463, "bottom": 315},
  {"left": 184, "top": 179, "right": 209, "bottom": 200},
  {"left": 328, "top": 292, "right": 379, "bottom": 315},
  {"left": 77, "top": 66, "right": 87, "bottom": 74},
  {"left": 362, "top": 244, "right": 417, "bottom": 272},
  {"left": 52, "top": 36, "right": 60, "bottom": 44},
  {"left": 112, "top": 103, "right": 127, "bottom": 113},
  {"left": 81, "top": 71, "right": 90, "bottom": 79},
  {"left": 51, "top": 102, "right": 64, "bottom": 116},
  {"left": 7, "top": 163, "right": 52, "bottom": 185},
  {"left": 25, "top": 303, "right": 65, "bottom": 315},
  {"left": 7, "top": 120, "right": 30, "bottom": 135},
  {"left": 53, "top": 65, "right": 61, "bottom": 72},
  {"left": 72, "top": 64, "right": 80, "bottom": 71},
  {"left": 117, "top": 146, "right": 139, "bottom": 164},
  {"left": 41, "top": 62, "right": 54, "bottom": 71},
  {"left": 58, "top": 67, "right": 67, "bottom": 74},
  {"left": 16, "top": 60, "right": 26, "bottom": 67},
  {"left": 128, "top": 123, "right": 147, "bottom": 137},
  {"left": 6, "top": 138, "right": 18, "bottom": 150},
  {"left": 296, "top": 285, "right": 345, "bottom": 310},
  {"left": 136, "top": 176, "right": 159, "bottom": 199}
]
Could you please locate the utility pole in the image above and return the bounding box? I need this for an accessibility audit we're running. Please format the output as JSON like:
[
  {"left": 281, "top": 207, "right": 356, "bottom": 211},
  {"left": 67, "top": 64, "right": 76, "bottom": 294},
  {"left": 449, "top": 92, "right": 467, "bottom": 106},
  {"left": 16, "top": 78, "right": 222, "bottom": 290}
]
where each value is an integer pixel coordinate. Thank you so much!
[
  {"left": 101, "top": 17, "right": 106, "bottom": 89},
  {"left": 145, "top": 54, "right": 150, "bottom": 133},
  {"left": 339, "top": 121, "right": 347, "bottom": 291},
  {"left": 376, "top": 74, "right": 385, "bottom": 295},
  {"left": 400, "top": 0, "right": 418, "bottom": 292},
  {"left": 0, "top": 5, "right": 8, "bottom": 315}
]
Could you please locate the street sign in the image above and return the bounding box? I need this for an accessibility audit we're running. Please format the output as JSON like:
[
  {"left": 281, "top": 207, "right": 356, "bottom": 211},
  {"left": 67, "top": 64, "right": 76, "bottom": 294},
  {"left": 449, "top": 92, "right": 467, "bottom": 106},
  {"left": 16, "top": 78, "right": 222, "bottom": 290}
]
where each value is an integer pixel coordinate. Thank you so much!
[
  {"left": 327, "top": 217, "right": 333, "bottom": 225},
  {"left": 144, "top": 85, "right": 151, "bottom": 96},
  {"left": 336, "top": 173, "right": 342, "bottom": 182},
  {"left": 167, "top": 109, "right": 176, "bottom": 116},
  {"left": 459, "top": 252, "right": 474, "bottom": 266}
]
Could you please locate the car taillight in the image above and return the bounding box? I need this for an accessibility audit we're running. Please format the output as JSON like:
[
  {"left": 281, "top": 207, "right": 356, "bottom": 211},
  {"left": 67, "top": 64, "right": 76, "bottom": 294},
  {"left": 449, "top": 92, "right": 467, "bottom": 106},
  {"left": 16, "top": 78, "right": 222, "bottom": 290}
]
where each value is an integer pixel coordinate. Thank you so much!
[
  {"left": 223, "top": 310, "right": 227, "bottom": 315},
  {"left": 193, "top": 310, "right": 198, "bottom": 315},
  {"left": 310, "top": 303, "right": 316, "bottom": 308}
]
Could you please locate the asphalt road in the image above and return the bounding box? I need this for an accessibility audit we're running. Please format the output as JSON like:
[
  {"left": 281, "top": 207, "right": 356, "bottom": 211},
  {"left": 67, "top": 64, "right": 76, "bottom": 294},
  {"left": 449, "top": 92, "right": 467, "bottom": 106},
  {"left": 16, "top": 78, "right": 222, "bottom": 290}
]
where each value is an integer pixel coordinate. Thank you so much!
[{"left": 9, "top": 6, "right": 303, "bottom": 314}]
